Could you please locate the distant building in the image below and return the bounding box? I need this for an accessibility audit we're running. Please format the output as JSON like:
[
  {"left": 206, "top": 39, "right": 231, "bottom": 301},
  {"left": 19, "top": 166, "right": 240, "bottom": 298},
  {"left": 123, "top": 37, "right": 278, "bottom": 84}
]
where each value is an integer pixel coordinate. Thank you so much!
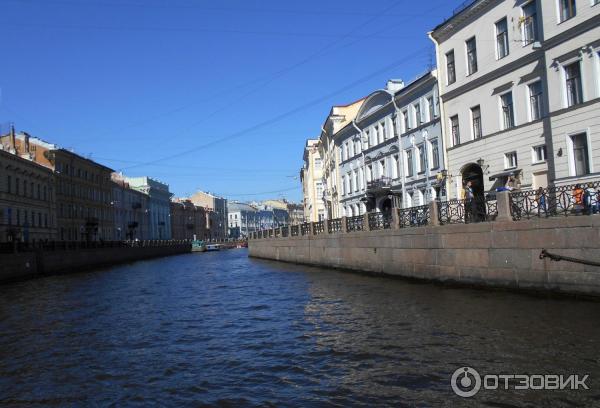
[
  {"left": 227, "top": 201, "right": 258, "bottom": 239},
  {"left": 286, "top": 202, "right": 304, "bottom": 225},
  {"left": 190, "top": 191, "right": 227, "bottom": 240},
  {"left": 0, "top": 130, "right": 57, "bottom": 242},
  {"left": 111, "top": 173, "right": 149, "bottom": 240},
  {"left": 0, "top": 130, "right": 115, "bottom": 241},
  {"left": 300, "top": 139, "right": 325, "bottom": 222},
  {"left": 170, "top": 199, "right": 206, "bottom": 241},
  {"left": 126, "top": 177, "right": 172, "bottom": 240}
]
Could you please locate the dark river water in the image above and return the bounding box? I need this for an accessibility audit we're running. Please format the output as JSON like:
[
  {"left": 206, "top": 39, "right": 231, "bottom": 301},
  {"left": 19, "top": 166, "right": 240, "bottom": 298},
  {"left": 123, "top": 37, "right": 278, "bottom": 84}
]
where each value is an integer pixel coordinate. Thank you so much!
[{"left": 1, "top": 250, "right": 600, "bottom": 407}]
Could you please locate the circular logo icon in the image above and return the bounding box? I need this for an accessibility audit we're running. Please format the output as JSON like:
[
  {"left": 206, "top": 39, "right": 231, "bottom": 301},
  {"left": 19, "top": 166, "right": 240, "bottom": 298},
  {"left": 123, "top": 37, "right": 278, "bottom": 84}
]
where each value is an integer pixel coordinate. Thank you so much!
[{"left": 451, "top": 367, "right": 481, "bottom": 398}]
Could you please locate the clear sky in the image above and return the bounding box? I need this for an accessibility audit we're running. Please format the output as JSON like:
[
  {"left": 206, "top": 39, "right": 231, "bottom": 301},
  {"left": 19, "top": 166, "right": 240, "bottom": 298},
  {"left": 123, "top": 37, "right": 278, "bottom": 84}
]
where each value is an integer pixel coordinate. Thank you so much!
[{"left": 0, "top": 0, "right": 461, "bottom": 202}]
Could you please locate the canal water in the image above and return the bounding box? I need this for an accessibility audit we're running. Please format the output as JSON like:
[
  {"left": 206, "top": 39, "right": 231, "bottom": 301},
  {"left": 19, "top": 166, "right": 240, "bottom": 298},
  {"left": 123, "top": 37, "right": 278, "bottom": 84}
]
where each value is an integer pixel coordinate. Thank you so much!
[{"left": 1, "top": 250, "right": 599, "bottom": 407}]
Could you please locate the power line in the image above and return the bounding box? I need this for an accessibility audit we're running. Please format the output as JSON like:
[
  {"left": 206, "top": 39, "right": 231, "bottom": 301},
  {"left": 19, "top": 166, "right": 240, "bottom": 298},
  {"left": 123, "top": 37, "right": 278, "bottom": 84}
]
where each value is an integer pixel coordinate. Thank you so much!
[
  {"left": 224, "top": 186, "right": 300, "bottom": 198},
  {"left": 119, "top": 46, "right": 429, "bottom": 171}
]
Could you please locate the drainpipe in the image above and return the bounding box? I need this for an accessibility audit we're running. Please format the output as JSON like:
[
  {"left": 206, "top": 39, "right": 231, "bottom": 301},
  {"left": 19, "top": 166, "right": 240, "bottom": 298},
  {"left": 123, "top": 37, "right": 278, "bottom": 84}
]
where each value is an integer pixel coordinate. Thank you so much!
[{"left": 351, "top": 120, "right": 366, "bottom": 214}]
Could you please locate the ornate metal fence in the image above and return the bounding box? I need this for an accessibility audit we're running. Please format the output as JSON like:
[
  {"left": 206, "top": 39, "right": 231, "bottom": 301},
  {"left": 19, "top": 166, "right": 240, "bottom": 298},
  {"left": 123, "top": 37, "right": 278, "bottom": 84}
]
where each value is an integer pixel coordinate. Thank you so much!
[
  {"left": 291, "top": 225, "right": 299, "bottom": 236},
  {"left": 438, "top": 195, "right": 497, "bottom": 225},
  {"left": 274, "top": 228, "right": 281, "bottom": 237},
  {"left": 368, "top": 212, "right": 392, "bottom": 230},
  {"left": 313, "top": 221, "right": 324, "bottom": 235},
  {"left": 510, "top": 182, "right": 600, "bottom": 220},
  {"left": 281, "top": 227, "right": 289, "bottom": 237},
  {"left": 300, "top": 222, "right": 311, "bottom": 236},
  {"left": 328, "top": 218, "right": 342, "bottom": 234},
  {"left": 346, "top": 215, "right": 364, "bottom": 232},
  {"left": 398, "top": 205, "right": 430, "bottom": 228}
]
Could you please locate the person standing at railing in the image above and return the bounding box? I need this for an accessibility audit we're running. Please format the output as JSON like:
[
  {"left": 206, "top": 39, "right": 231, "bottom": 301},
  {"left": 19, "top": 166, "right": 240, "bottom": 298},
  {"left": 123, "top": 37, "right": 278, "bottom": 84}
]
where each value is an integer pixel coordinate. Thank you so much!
[
  {"left": 464, "top": 181, "right": 475, "bottom": 223},
  {"left": 572, "top": 184, "right": 584, "bottom": 215},
  {"left": 536, "top": 187, "right": 547, "bottom": 217}
]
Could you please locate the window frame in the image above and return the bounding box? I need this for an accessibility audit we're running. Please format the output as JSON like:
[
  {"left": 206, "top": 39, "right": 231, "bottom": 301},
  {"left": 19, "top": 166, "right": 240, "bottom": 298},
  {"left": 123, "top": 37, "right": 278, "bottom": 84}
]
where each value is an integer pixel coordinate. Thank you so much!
[
  {"left": 450, "top": 115, "right": 460, "bottom": 146},
  {"left": 532, "top": 145, "right": 547, "bottom": 164},
  {"left": 465, "top": 37, "right": 478, "bottom": 76},
  {"left": 564, "top": 60, "right": 583, "bottom": 107},
  {"left": 495, "top": 17, "right": 510, "bottom": 60},
  {"left": 499, "top": 91, "right": 515, "bottom": 130},
  {"left": 528, "top": 80, "right": 544, "bottom": 121},
  {"left": 446, "top": 50, "right": 456, "bottom": 85},
  {"left": 471, "top": 105, "right": 482, "bottom": 140},
  {"left": 558, "top": 0, "right": 576, "bottom": 23},
  {"left": 504, "top": 151, "right": 518, "bottom": 170},
  {"left": 521, "top": 1, "right": 539, "bottom": 46},
  {"left": 567, "top": 132, "right": 592, "bottom": 176}
]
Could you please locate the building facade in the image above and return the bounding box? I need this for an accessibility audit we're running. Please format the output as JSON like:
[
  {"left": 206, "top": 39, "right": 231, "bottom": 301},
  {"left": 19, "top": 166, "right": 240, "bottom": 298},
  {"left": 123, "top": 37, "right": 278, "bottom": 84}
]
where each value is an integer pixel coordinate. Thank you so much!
[
  {"left": 190, "top": 191, "right": 228, "bottom": 240},
  {"left": 227, "top": 201, "right": 259, "bottom": 239},
  {"left": 170, "top": 199, "right": 207, "bottom": 241},
  {"left": 429, "top": 0, "right": 600, "bottom": 199},
  {"left": 0, "top": 139, "right": 57, "bottom": 243},
  {"left": 300, "top": 139, "right": 325, "bottom": 222},
  {"left": 111, "top": 173, "right": 150, "bottom": 240},
  {"left": 126, "top": 177, "right": 172, "bottom": 240}
]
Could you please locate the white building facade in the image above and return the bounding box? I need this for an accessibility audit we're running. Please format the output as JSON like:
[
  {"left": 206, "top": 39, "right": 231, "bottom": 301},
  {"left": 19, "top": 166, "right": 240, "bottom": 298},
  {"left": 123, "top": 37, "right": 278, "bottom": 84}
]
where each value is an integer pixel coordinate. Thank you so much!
[{"left": 429, "top": 0, "right": 600, "bottom": 199}]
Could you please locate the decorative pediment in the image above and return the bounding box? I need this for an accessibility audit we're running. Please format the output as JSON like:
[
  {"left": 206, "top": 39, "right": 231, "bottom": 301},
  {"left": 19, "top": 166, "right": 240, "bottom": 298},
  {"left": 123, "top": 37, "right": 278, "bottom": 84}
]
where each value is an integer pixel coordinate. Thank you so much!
[{"left": 356, "top": 91, "right": 392, "bottom": 122}]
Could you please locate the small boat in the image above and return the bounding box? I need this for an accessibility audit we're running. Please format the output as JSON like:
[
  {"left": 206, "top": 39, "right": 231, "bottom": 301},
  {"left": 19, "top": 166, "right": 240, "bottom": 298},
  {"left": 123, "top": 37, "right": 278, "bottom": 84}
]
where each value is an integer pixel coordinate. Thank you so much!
[
  {"left": 205, "top": 243, "right": 221, "bottom": 251},
  {"left": 191, "top": 240, "right": 207, "bottom": 252}
]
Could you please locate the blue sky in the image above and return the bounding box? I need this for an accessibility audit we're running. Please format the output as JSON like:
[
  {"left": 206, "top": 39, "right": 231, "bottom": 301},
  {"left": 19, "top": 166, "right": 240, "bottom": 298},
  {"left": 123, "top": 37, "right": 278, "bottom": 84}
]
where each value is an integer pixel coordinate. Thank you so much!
[{"left": 0, "top": 0, "right": 460, "bottom": 202}]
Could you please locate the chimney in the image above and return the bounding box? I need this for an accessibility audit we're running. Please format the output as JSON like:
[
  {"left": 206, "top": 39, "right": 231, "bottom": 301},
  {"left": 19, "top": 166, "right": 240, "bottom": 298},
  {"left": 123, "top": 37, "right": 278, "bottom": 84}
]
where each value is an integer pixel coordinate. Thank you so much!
[
  {"left": 386, "top": 79, "right": 405, "bottom": 93},
  {"left": 9, "top": 124, "right": 16, "bottom": 150},
  {"left": 23, "top": 132, "right": 30, "bottom": 153}
]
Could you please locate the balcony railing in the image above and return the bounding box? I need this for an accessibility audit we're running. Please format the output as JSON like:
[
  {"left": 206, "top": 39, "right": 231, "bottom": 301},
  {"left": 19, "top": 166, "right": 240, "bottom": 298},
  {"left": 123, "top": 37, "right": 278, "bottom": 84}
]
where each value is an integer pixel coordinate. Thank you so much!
[
  {"left": 300, "top": 222, "right": 311, "bottom": 236},
  {"left": 367, "top": 176, "right": 393, "bottom": 190},
  {"left": 510, "top": 181, "right": 600, "bottom": 220},
  {"left": 291, "top": 225, "right": 299, "bottom": 237}
]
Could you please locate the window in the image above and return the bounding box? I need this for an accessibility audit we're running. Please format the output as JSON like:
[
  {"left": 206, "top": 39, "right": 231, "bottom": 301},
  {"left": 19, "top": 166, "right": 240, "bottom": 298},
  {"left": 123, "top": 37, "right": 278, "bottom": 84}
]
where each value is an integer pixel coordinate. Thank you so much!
[
  {"left": 522, "top": 1, "right": 538, "bottom": 45},
  {"left": 406, "top": 150, "right": 414, "bottom": 177},
  {"left": 466, "top": 37, "right": 478, "bottom": 75},
  {"left": 427, "top": 96, "right": 435, "bottom": 121},
  {"left": 314, "top": 158, "right": 322, "bottom": 169},
  {"left": 316, "top": 181, "right": 324, "bottom": 198},
  {"left": 505, "top": 151, "right": 518, "bottom": 169},
  {"left": 501, "top": 92, "right": 515, "bottom": 129},
  {"left": 365, "top": 130, "right": 370, "bottom": 149},
  {"left": 565, "top": 61, "right": 583, "bottom": 107},
  {"left": 471, "top": 106, "right": 482, "bottom": 139},
  {"left": 414, "top": 103, "right": 421, "bottom": 126},
  {"left": 533, "top": 145, "right": 547, "bottom": 163},
  {"left": 392, "top": 114, "right": 398, "bottom": 137},
  {"left": 392, "top": 155, "right": 399, "bottom": 179},
  {"left": 571, "top": 133, "right": 589, "bottom": 176},
  {"left": 6, "top": 175, "right": 11, "bottom": 194},
  {"left": 402, "top": 110, "right": 410, "bottom": 132},
  {"left": 496, "top": 18, "right": 509, "bottom": 59},
  {"left": 431, "top": 140, "right": 440, "bottom": 169},
  {"left": 450, "top": 115, "right": 460, "bottom": 146},
  {"left": 446, "top": 50, "right": 456, "bottom": 84},
  {"left": 379, "top": 160, "right": 386, "bottom": 178},
  {"left": 367, "top": 164, "right": 373, "bottom": 182},
  {"left": 353, "top": 171, "right": 358, "bottom": 192},
  {"left": 418, "top": 144, "right": 426, "bottom": 173},
  {"left": 528, "top": 81, "right": 543, "bottom": 120},
  {"left": 559, "top": 0, "right": 576, "bottom": 22},
  {"left": 381, "top": 122, "right": 386, "bottom": 141}
]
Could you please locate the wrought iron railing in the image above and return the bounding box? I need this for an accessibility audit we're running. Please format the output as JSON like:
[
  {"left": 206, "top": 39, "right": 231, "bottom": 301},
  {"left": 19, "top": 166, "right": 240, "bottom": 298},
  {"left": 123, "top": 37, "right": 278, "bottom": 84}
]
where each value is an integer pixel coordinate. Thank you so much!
[
  {"left": 437, "top": 195, "right": 497, "bottom": 225},
  {"left": 328, "top": 218, "right": 342, "bottom": 234},
  {"left": 281, "top": 227, "right": 289, "bottom": 237},
  {"left": 510, "top": 182, "right": 600, "bottom": 220},
  {"left": 368, "top": 212, "right": 392, "bottom": 230},
  {"left": 313, "top": 221, "right": 324, "bottom": 235},
  {"left": 291, "top": 225, "right": 299, "bottom": 236},
  {"left": 268, "top": 229, "right": 274, "bottom": 238},
  {"left": 398, "top": 205, "right": 430, "bottom": 228},
  {"left": 367, "top": 176, "right": 393, "bottom": 190},
  {"left": 346, "top": 215, "right": 364, "bottom": 232},
  {"left": 300, "top": 222, "right": 311, "bottom": 236},
  {"left": 274, "top": 228, "right": 281, "bottom": 237}
]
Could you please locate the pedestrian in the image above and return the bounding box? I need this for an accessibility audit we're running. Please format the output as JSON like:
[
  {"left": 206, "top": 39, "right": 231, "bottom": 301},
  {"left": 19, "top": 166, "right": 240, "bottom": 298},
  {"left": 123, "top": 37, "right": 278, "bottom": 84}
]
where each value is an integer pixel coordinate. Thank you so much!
[
  {"left": 464, "top": 181, "right": 476, "bottom": 223},
  {"left": 536, "top": 187, "right": 547, "bottom": 217},
  {"left": 572, "top": 184, "right": 584, "bottom": 215}
]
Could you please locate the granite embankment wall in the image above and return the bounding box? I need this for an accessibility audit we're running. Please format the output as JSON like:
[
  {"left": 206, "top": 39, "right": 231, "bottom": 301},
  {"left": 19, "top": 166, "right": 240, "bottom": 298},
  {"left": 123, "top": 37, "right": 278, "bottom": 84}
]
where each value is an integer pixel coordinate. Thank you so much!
[
  {"left": 0, "top": 243, "right": 191, "bottom": 283},
  {"left": 249, "top": 198, "right": 600, "bottom": 297}
]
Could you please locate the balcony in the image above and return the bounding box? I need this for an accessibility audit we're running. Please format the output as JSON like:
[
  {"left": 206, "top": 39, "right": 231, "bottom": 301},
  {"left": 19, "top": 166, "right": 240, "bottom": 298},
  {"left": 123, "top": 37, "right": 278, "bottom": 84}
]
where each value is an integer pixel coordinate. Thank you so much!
[{"left": 367, "top": 176, "right": 393, "bottom": 191}]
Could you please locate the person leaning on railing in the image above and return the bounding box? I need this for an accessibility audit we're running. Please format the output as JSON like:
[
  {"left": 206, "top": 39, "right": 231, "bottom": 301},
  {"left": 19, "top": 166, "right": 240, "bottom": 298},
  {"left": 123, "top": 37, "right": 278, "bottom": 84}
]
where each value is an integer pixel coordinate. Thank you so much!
[{"left": 572, "top": 184, "right": 584, "bottom": 215}]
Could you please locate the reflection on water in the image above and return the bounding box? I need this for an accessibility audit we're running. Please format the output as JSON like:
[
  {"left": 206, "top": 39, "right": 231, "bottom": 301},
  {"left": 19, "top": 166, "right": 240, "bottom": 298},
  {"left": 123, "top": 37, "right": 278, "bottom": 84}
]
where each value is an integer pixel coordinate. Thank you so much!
[{"left": 0, "top": 250, "right": 599, "bottom": 407}]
